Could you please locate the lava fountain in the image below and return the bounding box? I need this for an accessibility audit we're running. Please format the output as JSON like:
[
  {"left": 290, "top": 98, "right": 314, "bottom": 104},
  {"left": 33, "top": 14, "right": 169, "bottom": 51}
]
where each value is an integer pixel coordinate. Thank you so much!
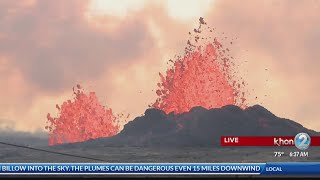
[
  {"left": 46, "top": 18, "right": 248, "bottom": 145},
  {"left": 152, "top": 18, "right": 247, "bottom": 114},
  {"left": 46, "top": 85, "right": 119, "bottom": 145}
]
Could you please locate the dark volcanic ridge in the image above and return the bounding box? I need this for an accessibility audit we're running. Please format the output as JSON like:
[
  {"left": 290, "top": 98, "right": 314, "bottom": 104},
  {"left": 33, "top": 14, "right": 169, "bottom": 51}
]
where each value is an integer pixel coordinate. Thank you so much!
[{"left": 59, "top": 105, "right": 319, "bottom": 148}]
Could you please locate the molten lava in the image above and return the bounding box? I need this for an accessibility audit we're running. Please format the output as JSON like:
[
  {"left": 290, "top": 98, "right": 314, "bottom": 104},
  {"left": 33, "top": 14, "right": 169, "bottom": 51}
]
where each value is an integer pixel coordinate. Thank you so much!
[
  {"left": 153, "top": 18, "right": 247, "bottom": 114},
  {"left": 46, "top": 85, "right": 119, "bottom": 145},
  {"left": 46, "top": 17, "right": 248, "bottom": 145}
]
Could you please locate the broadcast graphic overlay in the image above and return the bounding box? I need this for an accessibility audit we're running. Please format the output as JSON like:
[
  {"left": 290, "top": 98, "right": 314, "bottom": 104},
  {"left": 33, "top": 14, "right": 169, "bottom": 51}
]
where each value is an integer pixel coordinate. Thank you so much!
[
  {"left": 221, "top": 132, "right": 317, "bottom": 160},
  {"left": 295, "top": 133, "right": 311, "bottom": 150},
  {"left": 1, "top": 163, "right": 320, "bottom": 175}
]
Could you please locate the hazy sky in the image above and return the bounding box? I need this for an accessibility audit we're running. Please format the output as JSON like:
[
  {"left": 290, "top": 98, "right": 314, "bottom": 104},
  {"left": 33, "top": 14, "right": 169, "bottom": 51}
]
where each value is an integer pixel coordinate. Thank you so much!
[{"left": 0, "top": 0, "right": 319, "bottom": 133}]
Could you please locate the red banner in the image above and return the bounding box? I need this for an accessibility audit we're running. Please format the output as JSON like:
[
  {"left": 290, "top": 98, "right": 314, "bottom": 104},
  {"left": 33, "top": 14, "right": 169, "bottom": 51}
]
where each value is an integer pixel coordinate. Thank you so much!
[{"left": 220, "top": 136, "right": 320, "bottom": 146}]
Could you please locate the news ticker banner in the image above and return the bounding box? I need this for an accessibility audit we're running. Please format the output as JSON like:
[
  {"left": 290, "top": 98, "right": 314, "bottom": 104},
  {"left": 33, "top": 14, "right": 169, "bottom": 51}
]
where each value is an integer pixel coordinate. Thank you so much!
[
  {"left": 221, "top": 133, "right": 319, "bottom": 150},
  {"left": 1, "top": 163, "right": 320, "bottom": 175}
]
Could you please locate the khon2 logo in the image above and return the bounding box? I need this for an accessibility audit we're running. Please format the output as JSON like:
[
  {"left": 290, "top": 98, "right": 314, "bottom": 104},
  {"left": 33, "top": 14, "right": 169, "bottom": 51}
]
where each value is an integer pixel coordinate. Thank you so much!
[{"left": 294, "top": 133, "right": 311, "bottom": 150}]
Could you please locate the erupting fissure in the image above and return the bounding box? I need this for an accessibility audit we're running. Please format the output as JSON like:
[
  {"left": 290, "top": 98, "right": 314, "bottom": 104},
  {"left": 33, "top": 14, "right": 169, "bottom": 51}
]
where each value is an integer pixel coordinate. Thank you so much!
[
  {"left": 46, "top": 18, "right": 248, "bottom": 145},
  {"left": 152, "top": 18, "right": 247, "bottom": 114},
  {"left": 46, "top": 85, "right": 119, "bottom": 145}
]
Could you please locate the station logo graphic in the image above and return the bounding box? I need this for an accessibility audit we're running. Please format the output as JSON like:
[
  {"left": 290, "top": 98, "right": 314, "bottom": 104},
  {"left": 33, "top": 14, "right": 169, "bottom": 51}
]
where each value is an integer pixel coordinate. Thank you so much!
[{"left": 294, "top": 133, "right": 311, "bottom": 150}]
